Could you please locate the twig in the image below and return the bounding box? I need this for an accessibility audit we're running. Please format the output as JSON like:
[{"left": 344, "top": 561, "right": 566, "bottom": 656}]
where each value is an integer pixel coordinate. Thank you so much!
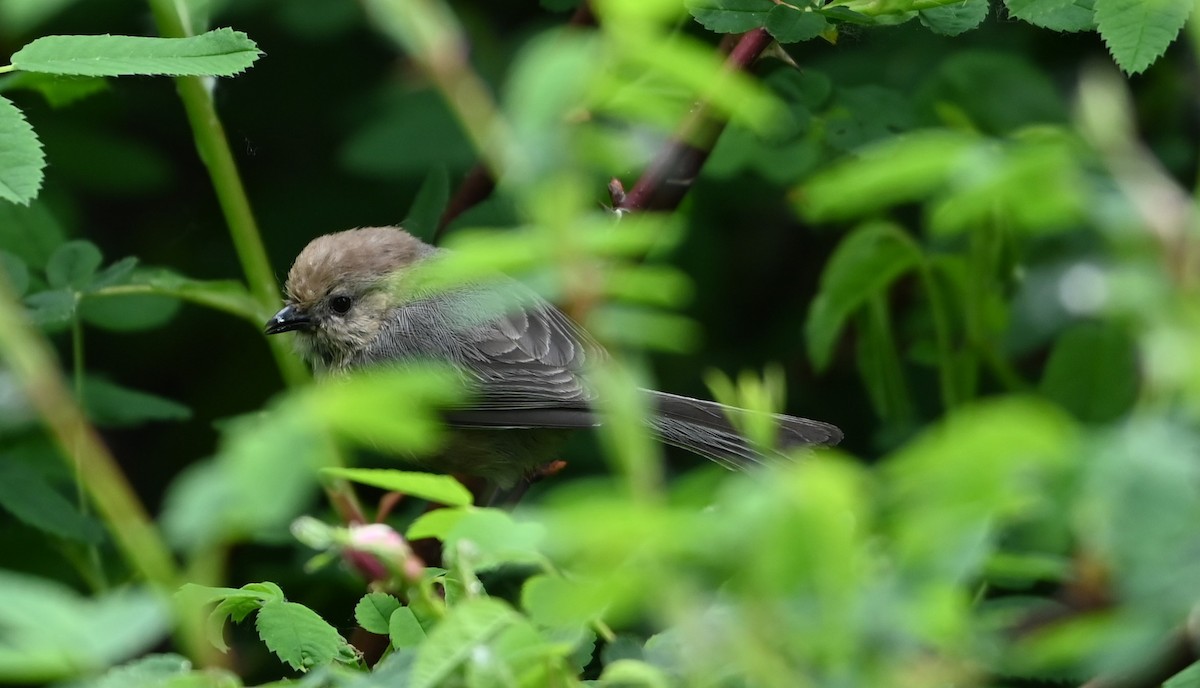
[
  {"left": 432, "top": 1, "right": 598, "bottom": 242},
  {"left": 615, "top": 28, "right": 773, "bottom": 213}
]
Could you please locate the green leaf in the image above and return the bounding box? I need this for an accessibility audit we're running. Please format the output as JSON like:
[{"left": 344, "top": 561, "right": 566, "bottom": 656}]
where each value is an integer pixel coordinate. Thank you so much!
[
  {"left": 445, "top": 507, "right": 547, "bottom": 571},
  {"left": 521, "top": 574, "right": 610, "bottom": 628},
  {"left": 0, "top": 72, "right": 109, "bottom": 108},
  {"left": 255, "top": 599, "right": 350, "bottom": 672},
  {"left": 798, "top": 130, "right": 977, "bottom": 221},
  {"left": 0, "top": 572, "right": 169, "bottom": 683},
  {"left": 0, "top": 459, "right": 104, "bottom": 542},
  {"left": 82, "top": 653, "right": 194, "bottom": 688},
  {"left": 88, "top": 267, "right": 258, "bottom": 325},
  {"left": 1004, "top": 0, "right": 1096, "bottom": 31},
  {"left": 0, "top": 251, "right": 30, "bottom": 296},
  {"left": 23, "top": 288, "right": 76, "bottom": 330},
  {"left": 403, "top": 166, "right": 450, "bottom": 242},
  {"left": 407, "top": 506, "right": 472, "bottom": 541},
  {"left": 1039, "top": 322, "right": 1137, "bottom": 423},
  {"left": 11, "top": 28, "right": 263, "bottom": 77},
  {"left": 355, "top": 592, "right": 402, "bottom": 635},
  {"left": 805, "top": 223, "right": 923, "bottom": 371},
  {"left": 321, "top": 468, "right": 473, "bottom": 507},
  {"left": 766, "top": 4, "right": 828, "bottom": 42},
  {"left": 81, "top": 377, "right": 192, "bottom": 427},
  {"left": 88, "top": 256, "right": 138, "bottom": 290},
  {"left": 45, "top": 239, "right": 102, "bottom": 290},
  {"left": 0, "top": 198, "right": 66, "bottom": 267},
  {"left": 599, "top": 659, "right": 672, "bottom": 688},
  {"left": 686, "top": 0, "right": 775, "bottom": 32},
  {"left": 1095, "top": 0, "right": 1192, "bottom": 74},
  {"left": 389, "top": 606, "right": 428, "bottom": 648},
  {"left": 411, "top": 598, "right": 519, "bottom": 688},
  {"left": 919, "top": 0, "right": 989, "bottom": 35},
  {"left": 0, "top": 95, "right": 45, "bottom": 205}
]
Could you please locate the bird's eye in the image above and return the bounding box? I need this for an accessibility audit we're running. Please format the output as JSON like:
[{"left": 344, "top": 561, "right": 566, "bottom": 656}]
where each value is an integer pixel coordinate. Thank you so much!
[{"left": 329, "top": 295, "right": 353, "bottom": 315}]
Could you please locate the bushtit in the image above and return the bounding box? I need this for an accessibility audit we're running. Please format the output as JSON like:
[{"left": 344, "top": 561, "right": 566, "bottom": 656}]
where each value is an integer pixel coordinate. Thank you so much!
[{"left": 265, "top": 226, "right": 841, "bottom": 484}]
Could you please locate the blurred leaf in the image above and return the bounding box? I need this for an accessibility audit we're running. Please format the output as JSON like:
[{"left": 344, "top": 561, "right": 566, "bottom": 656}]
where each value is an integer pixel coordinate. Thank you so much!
[
  {"left": 81, "top": 376, "right": 192, "bottom": 427},
  {"left": 824, "top": 85, "right": 915, "bottom": 151},
  {"left": 11, "top": 29, "right": 263, "bottom": 77},
  {"left": 80, "top": 293, "right": 182, "bottom": 331},
  {"left": 0, "top": 94, "right": 45, "bottom": 205},
  {"left": 23, "top": 287, "right": 75, "bottom": 330},
  {"left": 340, "top": 88, "right": 475, "bottom": 179},
  {"left": 806, "top": 222, "right": 923, "bottom": 371},
  {"left": 77, "top": 653, "right": 194, "bottom": 688},
  {"left": 389, "top": 606, "right": 427, "bottom": 648},
  {"left": 0, "top": 0, "right": 81, "bottom": 35},
  {"left": 411, "top": 597, "right": 519, "bottom": 688},
  {"left": 521, "top": 574, "right": 610, "bottom": 628},
  {"left": 407, "top": 506, "right": 472, "bottom": 541},
  {"left": 38, "top": 120, "right": 175, "bottom": 195},
  {"left": 88, "top": 256, "right": 137, "bottom": 290},
  {"left": 355, "top": 592, "right": 402, "bottom": 634},
  {"left": 1039, "top": 321, "right": 1137, "bottom": 423},
  {"left": 1005, "top": 0, "right": 1096, "bottom": 31},
  {"left": 1095, "top": 0, "right": 1191, "bottom": 74},
  {"left": 323, "top": 468, "right": 472, "bottom": 507},
  {"left": 766, "top": 4, "right": 828, "bottom": 42},
  {"left": 919, "top": 0, "right": 989, "bottom": 35},
  {"left": 0, "top": 250, "right": 29, "bottom": 295},
  {"left": 798, "top": 130, "right": 976, "bottom": 221},
  {"left": 884, "top": 398, "right": 1076, "bottom": 581},
  {"left": 255, "top": 599, "right": 351, "bottom": 672},
  {"left": 0, "top": 72, "right": 108, "bottom": 108},
  {"left": 0, "top": 458, "right": 104, "bottom": 542},
  {"left": 445, "top": 507, "right": 546, "bottom": 571},
  {"left": 924, "top": 52, "right": 1068, "bottom": 134},
  {"left": 599, "top": 659, "right": 671, "bottom": 687},
  {"left": 45, "top": 239, "right": 101, "bottom": 290},
  {"left": 0, "top": 572, "right": 168, "bottom": 683},
  {"left": 685, "top": 0, "right": 773, "bottom": 33},
  {"left": 0, "top": 197, "right": 65, "bottom": 267},
  {"left": 403, "top": 166, "right": 449, "bottom": 242},
  {"left": 87, "top": 268, "right": 258, "bottom": 325}
]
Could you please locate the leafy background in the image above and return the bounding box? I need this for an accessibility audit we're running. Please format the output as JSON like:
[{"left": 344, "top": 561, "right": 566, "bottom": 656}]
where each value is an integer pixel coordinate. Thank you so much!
[{"left": 2, "top": 0, "right": 1200, "bottom": 686}]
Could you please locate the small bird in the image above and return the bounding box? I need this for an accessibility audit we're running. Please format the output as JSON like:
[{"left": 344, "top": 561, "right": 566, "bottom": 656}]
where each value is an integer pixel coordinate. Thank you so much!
[{"left": 265, "top": 226, "right": 842, "bottom": 484}]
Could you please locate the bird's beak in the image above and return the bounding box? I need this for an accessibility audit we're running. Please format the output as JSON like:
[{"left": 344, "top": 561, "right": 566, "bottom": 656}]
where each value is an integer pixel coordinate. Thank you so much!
[{"left": 264, "top": 304, "right": 312, "bottom": 335}]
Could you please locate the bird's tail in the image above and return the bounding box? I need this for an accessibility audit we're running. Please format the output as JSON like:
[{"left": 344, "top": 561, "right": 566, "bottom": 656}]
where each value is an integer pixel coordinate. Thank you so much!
[{"left": 645, "top": 390, "right": 842, "bottom": 470}]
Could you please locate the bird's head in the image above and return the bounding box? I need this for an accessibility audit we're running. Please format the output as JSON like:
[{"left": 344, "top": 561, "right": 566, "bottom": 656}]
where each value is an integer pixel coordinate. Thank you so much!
[{"left": 264, "top": 226, "right": 432, "bottom": 370}]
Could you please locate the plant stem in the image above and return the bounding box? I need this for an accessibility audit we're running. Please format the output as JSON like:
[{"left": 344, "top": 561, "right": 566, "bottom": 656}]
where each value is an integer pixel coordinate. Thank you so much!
[
  {"left": 144, "top": 0, "right": 307, "bottom": 387},
  {"left": 71, "top": 309, "right": 109, "bottom": 590}
]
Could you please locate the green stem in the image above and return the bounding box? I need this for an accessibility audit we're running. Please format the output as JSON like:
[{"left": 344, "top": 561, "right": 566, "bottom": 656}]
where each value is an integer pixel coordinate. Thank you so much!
[
  {"left": 71, "top": 309, "right": 109, "bottom": 590},
  {"left": 0, "top": 65, "right": 14, "bottom": 74},
  {"left": 144, "top": 0, "right": 306, "bottom": 387},
  {"left": 916, "top": 262, "right": 960, "bottom": 411},
  {"left": 867, "top": 295, "right": 914, "bottom": 422},
  {"left": 88, "top": 284, "right": 261, "bottom": 326}
]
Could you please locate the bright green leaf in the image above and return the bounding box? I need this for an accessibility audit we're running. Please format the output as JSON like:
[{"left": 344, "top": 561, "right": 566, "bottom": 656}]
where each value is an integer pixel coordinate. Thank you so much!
[
  {"left": 411, "top": 598, "right": 519, "bottom": 688},
  {"left": 685, "top": 0, "right": 774, "bottom": 32},
  {"left": 11, "top": 28, "right": 263, "bottom": 77},
  {"left": 389, "top": 607, "right": 428, "bottom": 648},
  {"left": 805, "top": 223, "right": 923, "bottom": 371},
  {"left": 355, "top": 592, "right": 402, "bottom": 635},
  {"left": 599, "top": 659, "right": 672, "bottom": 688},
  {"left": 81, "top": 653, "right": 194, "bottom": 688},
  {"left": 255, "top": 599, "right": 350, "bottom": 672},
  {"left": 766, "top": 4, "right": 828, "bottom": 42},
  {"left": 45, "top": 239, "right": 102, "bottom": 290},
  {"left": 798, "top": 130, "right": 977, "bottom": 221},
  {"left": 1005, "top": 0, "right": 1096, "bottom": 31},
  {"left": 322, "top": 468, "right": 473, "bottom": 506},
  {"left": 407, "top": 506, "right": 472, "bottom": 541},
  {"left": 1095, "top": 0, "right": 1192, "bottom": 74},
  {"left": 0, "top": 95, "right": 45, "bottom": 205}
]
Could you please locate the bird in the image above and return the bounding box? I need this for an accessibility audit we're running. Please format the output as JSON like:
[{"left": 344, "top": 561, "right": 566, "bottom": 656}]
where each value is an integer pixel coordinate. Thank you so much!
[{"left": 265, "top": 226, "right": 842, "bottom": 485}]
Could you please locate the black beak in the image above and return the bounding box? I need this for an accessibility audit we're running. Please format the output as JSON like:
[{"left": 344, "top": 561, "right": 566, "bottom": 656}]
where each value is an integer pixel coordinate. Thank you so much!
[{"left": 264, "top": 304, "right": 312, "bottom": 335}]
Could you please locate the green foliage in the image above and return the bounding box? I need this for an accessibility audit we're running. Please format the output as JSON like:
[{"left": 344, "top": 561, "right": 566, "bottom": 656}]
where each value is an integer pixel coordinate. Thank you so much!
[{"left": 2, "top": 1, "right": 1200, "bottom": 687}]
